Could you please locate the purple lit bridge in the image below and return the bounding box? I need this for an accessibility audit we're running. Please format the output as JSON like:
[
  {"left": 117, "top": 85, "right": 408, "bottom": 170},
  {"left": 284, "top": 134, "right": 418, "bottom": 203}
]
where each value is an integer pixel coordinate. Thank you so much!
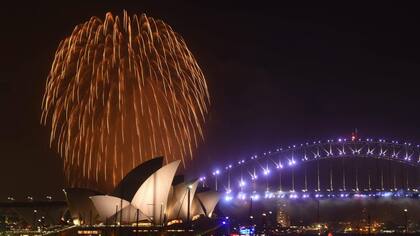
[{"left": 199, "top": 138, "right": 420, "bottom": 202}]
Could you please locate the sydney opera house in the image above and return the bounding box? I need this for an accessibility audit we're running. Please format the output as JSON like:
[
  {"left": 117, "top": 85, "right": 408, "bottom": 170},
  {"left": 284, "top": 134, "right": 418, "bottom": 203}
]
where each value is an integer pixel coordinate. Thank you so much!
[{"left": 63, "top": 157, "right": 219, "bottom": 227}]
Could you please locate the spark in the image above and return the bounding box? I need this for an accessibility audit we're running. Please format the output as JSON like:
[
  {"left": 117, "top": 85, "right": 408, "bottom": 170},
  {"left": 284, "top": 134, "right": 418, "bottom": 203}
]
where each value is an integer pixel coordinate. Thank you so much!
[{"left": 41, "top": 11, "right": 209, "bottom": 191}]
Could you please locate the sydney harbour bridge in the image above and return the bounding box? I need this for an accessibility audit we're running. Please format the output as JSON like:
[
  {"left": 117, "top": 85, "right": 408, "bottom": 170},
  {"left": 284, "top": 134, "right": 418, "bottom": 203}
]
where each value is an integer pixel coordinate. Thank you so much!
[
  {"left": 199, "top": 136, "right": 420, "bottom": 201},
  {"left": 196, "top": 135, "right": 420, "bottom": 228}
]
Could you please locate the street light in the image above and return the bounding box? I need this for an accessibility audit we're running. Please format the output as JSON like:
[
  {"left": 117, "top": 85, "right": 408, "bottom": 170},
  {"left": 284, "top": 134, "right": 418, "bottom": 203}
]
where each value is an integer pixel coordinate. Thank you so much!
[
  {"left": 212, "top": 170, "right": 220, "bottom": 191},
  {"left": 199, "top": 176, "right": 206, "bottom": 188}
]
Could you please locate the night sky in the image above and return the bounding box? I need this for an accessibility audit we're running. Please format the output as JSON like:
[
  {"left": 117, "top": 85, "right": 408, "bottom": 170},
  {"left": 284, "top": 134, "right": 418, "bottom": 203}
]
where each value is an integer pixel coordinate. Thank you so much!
[{"left": 1, "top": 1, "right": 420, "bottom": 199}]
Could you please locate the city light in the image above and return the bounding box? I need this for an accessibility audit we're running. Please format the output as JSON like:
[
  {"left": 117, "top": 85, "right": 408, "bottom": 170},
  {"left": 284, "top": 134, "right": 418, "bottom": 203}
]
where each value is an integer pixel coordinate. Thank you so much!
[
  {"left": 224, "top": 195, "right": 233, "bottom": 202},
  {"left": 289, "top": 193, "right": 298, "bottom": 199},
  {"left": 251, "top": 193, "right": 260, "bottom": 201},
  {"left": 264, "top": 191, "right": 274, "bottom": 199},
  {"left": 250, "top": 172, "right": 258, "bottom": 180},
  {"left": 237, "top": 192, "right": 246, "bottom": 200},
  {"left": 288, "top": 158, "right": 296, "bottom": 166}
]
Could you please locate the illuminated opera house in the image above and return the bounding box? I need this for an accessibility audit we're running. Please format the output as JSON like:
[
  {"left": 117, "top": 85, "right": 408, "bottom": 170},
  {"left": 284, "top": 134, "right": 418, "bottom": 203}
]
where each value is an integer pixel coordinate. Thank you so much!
[{"left": 63, "top": 157, "right": 219, "bottom": 226}]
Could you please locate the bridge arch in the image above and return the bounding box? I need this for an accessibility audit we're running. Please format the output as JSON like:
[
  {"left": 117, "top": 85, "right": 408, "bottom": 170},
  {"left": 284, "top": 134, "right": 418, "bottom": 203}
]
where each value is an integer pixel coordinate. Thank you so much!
[{"left": 201, "top": 138, "right": 420, "bottom": 200}]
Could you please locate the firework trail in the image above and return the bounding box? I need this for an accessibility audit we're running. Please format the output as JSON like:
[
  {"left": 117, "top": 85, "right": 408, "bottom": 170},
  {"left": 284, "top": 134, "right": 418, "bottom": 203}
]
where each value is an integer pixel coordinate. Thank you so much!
[{"left": 41, "top": 11, "right": 209, "bottom": 192}]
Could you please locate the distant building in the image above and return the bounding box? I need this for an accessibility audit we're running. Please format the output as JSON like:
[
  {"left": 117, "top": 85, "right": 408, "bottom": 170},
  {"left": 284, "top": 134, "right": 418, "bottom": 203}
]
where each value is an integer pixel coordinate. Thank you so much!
[{"left": 276, "top": 201, "right": 290, "bottom": 227}]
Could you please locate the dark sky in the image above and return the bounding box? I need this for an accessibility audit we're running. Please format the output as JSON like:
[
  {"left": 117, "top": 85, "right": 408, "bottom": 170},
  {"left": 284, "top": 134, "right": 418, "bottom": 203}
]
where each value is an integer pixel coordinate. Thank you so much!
[{"left": 1, "top": 1, "right": 420, "bottom": 199}]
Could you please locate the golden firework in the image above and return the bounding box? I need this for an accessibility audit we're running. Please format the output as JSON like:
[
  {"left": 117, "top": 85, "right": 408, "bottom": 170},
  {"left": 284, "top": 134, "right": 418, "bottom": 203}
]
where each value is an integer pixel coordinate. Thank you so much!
[{"left": 41, "top": 11, "right": 209, "bottom": 191}]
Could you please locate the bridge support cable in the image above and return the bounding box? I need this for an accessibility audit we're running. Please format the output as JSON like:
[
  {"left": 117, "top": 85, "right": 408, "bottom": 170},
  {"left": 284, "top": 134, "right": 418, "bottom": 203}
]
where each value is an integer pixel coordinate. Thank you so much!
[
  {"left": 418, "top": 150, "right": 420, "bottom": 190},
  {"left": 393, "top": 168, "right": 397, "bottom": 190},
  {"left": 215, "top": 174, "right": 218, "bottom": 192},
  {"left": 375, "top": 159, "right": 380, "bottom": 191},
  {"left": 279, "top": 170, "right": 283, "bottom": 192},
  {"left": 316, "top": 160, "right": 320, "bottom": 192},
  {"left": 400, "top": 165, "right": 404, "bottom": 190},
  {"left": 227, "top": 169, "right": 231, "bottom": 191},
  {"left": 381, "top": 167, "right": 384, "bottom": 190},
  {"left": 387, "top": 160, "right": 391, "bottom": 190},
  {"left": 368, "top": 170, "right": 372, "bottom": 191},
  {"left": 265, "top": 161, "right": 269, "bottom": 191},
  {"left": 240, "top": 166, "right": 243, "bottom": 192},
  {"left": 304, "top": 166, "right": 308, "bottom": 192},
  {"left": 329, "top": 163, "right": 333, "bottom": 191},
  {"left": 291, "top": 167, "right": 295, "bottom": 192},
  {"left": 253, "top": 168, "right": 258, "bottom": 192},
  {"left": 355, "top": 164, "right": 359, "bottom": 192},
  {"left": 266, "top": 177, "right": 269, "bottom": 192},
  {"left": 342, "top": 158, "right": 346, "bottom": 191}
]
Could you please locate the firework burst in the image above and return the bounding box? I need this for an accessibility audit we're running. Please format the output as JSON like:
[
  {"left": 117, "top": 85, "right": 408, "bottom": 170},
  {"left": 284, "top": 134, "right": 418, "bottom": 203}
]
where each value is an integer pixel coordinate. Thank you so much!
[{"left": 41, "top": 11, "right": 209, "bottom": 191}]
